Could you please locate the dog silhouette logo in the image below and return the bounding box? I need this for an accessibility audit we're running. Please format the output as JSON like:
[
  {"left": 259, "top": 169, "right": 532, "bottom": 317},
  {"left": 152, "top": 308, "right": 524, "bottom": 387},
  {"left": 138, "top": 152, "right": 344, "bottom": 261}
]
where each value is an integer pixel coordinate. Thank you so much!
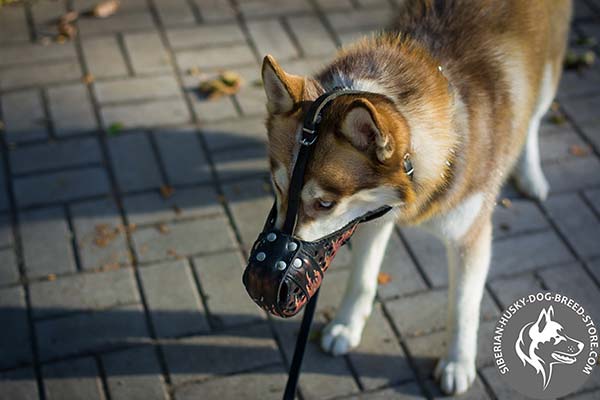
[
  {"left": 515, "top": 306, "right": 584, "bottom": 389},
  {"left": 493, "top": 292, "right": 597, "bottom": 399}
]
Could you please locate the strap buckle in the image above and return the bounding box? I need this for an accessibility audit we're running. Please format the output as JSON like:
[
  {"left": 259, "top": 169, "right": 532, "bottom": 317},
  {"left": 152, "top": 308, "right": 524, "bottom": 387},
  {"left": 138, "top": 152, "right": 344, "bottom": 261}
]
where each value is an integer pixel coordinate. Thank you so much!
[{"left": 300, "top": 127, "right": 317, "bottom": 146}]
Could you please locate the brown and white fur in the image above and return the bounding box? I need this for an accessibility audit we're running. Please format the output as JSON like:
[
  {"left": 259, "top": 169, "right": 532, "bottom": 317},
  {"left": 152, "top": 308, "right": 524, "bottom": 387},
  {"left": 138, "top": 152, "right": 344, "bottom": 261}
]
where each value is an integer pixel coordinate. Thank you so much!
[{"left": 260, "top": 0, "right": 572, "bottom": 394}]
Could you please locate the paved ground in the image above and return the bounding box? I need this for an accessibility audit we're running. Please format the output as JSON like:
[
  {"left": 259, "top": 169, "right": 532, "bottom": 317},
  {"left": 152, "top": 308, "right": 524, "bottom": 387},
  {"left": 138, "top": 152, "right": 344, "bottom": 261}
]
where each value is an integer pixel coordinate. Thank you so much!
[{"left": 0, "top": 0, "right": 600, "bottom": 399}]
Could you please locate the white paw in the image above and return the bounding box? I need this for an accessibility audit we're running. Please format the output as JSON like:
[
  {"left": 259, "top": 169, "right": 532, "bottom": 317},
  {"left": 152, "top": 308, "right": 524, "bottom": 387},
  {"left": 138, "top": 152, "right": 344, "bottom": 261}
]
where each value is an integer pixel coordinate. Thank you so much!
[
  {"left": 320, "top": 322, "right": 361, "bottom": 356},
  {"left": 434, "top": 358, "right": 476, "bottom": 395},
  {"left": 514, "top": 172, "right": 550, "bottom": 201}
]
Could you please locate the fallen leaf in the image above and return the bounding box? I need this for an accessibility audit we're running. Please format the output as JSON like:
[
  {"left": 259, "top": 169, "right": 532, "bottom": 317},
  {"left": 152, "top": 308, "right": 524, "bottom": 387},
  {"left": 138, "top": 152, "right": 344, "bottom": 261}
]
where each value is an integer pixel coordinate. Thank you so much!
[
  {"left": 199, "top": 70, "right": 244, "bottom": 100},
  {"left": 54, "top": 34, "right": 68, "bottom": 44},
  {"left": 377, "top": 272, "right": 392, "bottom": 285},
  {"left": 107, "top": 122, "right": 123, "bottom": 136},
  {"left": 93, "top": 0, "right": 120, "bottom": 18},
  {"left": 47, "top": 274, "right": 57, "bottom": 281},
  {"left": 100, "top": 262, "right": 120, "bottom": 271},
  {"left": 187, "top": 66, "right": 202, "bottom": 76},
  {"left": 564, "top": 50, "right": 596, "bottom": 70},
  {"left": 82, "top": 73, "right": 95, "bottom": 84},
  {"left": 160, "top": 185, "right": 175, "bottom": 199},
  {"left": 93, "top": 224, "right": 121, "bottom": 247},
  {"left": 549, "top": 113, "right": 566, "bottom": 125},
  {"left": 172, "top": 205, "right": 182, "bottom": 215},
  {"left": 576, "top": 36, "right": 598, "bottom": 47},
  {"left": 500, "top": 198, "right": 512, "bottom": 208},
  {"left": 57, "top": 21, "right": 77, "bottom": 39},
  {"left": 156, "top": 223, "right": 170, "bottom": 234},
  {"left": 59, "top": 11, "right": 79, "bottom": 24},
  {"left": 569, "top": 144, "right": 589, "bottom": 157},
  {"left": 167, "top": 248, "right": 184, "bottom": 259}
]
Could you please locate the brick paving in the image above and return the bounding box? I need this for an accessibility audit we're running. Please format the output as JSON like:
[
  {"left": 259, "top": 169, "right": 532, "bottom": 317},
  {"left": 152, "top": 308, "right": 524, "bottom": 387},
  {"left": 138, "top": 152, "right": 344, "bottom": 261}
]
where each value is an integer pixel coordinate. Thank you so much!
[{"left": 0, "top": 1, "right": 599, "bottom": 399}]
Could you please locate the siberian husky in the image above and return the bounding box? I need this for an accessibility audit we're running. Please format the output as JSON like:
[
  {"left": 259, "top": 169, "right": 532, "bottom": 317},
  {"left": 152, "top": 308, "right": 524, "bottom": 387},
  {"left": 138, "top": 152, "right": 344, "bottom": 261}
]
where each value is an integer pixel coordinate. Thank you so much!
[{"left": 260, "top": 0, "right": 572, "bottom": 394}]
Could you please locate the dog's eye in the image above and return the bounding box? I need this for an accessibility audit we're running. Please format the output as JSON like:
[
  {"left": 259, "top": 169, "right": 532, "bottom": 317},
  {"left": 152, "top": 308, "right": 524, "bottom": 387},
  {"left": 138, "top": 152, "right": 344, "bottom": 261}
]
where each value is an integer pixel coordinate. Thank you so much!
[{"left": 315, "top": 199, "right": 336, "bottom": 211}]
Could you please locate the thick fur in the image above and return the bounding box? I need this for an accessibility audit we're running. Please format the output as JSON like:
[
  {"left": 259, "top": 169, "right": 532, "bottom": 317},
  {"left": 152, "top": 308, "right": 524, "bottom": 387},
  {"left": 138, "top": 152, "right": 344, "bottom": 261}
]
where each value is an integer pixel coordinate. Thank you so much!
[{"left": 261, "top": 0, "right": 572, "bottom": 395}]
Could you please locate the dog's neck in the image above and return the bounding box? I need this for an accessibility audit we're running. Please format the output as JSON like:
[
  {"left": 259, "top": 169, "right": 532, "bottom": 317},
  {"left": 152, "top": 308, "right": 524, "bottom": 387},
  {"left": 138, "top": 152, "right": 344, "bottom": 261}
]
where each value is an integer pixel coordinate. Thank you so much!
[{"left": 315, "top": 37, "right": 465, "bottom": 210}]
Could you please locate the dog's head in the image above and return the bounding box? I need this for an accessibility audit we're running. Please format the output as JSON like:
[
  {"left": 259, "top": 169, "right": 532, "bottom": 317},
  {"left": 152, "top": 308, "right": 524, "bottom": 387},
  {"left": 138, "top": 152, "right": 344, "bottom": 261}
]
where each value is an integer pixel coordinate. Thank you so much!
[
  {"left": 261, "top": 55, "right": 416, "bottom": 241},
  {"left": 515, "top": 306, "right": 584, "bottom": 388}
]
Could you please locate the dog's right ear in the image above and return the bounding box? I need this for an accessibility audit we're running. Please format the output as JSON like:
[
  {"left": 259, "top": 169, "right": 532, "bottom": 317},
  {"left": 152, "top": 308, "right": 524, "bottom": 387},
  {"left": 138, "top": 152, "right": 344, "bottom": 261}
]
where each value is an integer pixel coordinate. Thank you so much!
[
  {"left": 262, "top": 55, "right": 304, "bottom": 114},
  {"left": 535, "top": 307, "right": 552, "bottom": 333}
]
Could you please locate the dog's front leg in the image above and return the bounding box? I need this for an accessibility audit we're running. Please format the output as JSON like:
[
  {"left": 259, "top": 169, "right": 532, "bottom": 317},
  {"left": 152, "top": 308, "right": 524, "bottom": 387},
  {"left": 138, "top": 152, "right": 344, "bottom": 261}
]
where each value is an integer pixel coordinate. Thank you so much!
[
  {"left": 321, "top": 216, "right": 394, "bottom": 356},
  {"left": 435, "top": 218, "right": 492, "bottom": 395}
]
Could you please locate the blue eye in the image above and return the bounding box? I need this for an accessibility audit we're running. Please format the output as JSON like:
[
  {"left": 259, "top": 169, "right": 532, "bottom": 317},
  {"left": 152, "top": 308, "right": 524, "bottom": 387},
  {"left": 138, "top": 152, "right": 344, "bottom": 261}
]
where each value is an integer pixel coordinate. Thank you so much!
[{"left": 316, "top": 200, "right": 335, "bottom": 210}]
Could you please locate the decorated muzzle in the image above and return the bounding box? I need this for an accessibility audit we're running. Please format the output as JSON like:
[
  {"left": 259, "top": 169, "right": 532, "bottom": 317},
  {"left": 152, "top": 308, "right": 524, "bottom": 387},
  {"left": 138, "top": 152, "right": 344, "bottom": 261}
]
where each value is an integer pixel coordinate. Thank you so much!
[{"left": 242, "top": 89, "right": 409, "bottom": 318}]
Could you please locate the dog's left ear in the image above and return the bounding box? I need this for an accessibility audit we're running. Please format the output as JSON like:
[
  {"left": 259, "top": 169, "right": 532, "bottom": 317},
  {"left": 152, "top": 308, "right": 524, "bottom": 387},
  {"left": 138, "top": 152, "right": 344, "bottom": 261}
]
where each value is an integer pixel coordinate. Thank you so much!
[
  {"left": 262, "top": 55, "right": 305, "bottom": 114},
  {"left": 340, "top": 98, "right": 395, "bottom": 163}
]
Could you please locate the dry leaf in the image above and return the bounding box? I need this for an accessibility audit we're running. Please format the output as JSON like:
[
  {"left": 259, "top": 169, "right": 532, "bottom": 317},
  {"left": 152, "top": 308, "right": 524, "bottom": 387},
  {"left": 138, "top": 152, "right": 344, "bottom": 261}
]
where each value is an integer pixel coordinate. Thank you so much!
[
  {"left": 172, "top": 205, "right": 182, "bottom": 215},
  {"left": 569, "top": 144, "right": 589, "bottom": 157},
  {"left": 47, "top": 274, "right": 57, "bottom": 281},
  {"left": 500, "top": 198, "right": 512, "bottom": 209},
  {"left": 59, "top": 11, "right": 79, "bottom": 24},
  {"left": 93, "top": 224, "right": 120, "bottom": 247},
  {"left": 199, "top": 70, "right": 244, "bottom": 100},
  {"left": 187, "top": 66, "right": 202, "bottom": 76},
  {"left": 377, "top": 272, "right": 392, "bottom": 285},
  {"left": 93, "top": 0, "right": 120, "bottom": 18},
  {"left": 82, "top": 73, "right": 95, "bottom": 84},
  {"left": 160, "top": 185, "right": 175, "bottom": 199},
  {"left": 58, "top": 21, "right": 77, "bottom": 39},
  {"left": 156, "top": 223, "right": 170, "bottom": 234}
]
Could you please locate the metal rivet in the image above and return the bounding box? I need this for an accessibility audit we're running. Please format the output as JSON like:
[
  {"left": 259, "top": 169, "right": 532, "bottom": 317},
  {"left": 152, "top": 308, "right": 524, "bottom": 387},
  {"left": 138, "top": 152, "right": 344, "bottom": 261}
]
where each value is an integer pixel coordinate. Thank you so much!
[
  {"left": 266, "top": 232, "right": 277, "bottom": 242},
  {"left": 287, "top": 242, "right": 298, "bottom": 252},
  {"left": 277, "top": 261, "right": 287, "bottom": 270},
  {"left": 293, "top": 258, "right": 302, "bottom": 268},
  {"left": 256, "top": 252, "right": 266, "bottom": 261}
]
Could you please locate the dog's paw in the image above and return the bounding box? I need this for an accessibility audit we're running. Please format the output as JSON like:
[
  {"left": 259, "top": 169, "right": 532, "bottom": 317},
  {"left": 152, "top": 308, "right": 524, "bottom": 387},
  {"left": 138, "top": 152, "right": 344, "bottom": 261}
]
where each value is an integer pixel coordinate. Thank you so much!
[
  {"left": 434, "top": 358, "right": 476, "bottom": 395},
  {"left": 514, "top": 171, "right": 550, "bottom": 201},
  {"left": 320, "top": 322, "right": 361, "bottom": 356}
]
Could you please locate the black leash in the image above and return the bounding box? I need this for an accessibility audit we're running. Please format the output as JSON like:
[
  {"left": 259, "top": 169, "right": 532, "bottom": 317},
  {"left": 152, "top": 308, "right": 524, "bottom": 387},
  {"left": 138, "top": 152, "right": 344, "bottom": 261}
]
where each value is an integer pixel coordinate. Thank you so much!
[{"left": 282, "top": 289, "right": 320, "bottom": 400}]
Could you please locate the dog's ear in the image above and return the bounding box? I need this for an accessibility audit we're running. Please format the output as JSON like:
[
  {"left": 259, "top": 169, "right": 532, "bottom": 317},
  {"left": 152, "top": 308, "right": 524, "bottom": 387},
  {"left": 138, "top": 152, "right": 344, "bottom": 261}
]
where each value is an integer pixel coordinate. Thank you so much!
[
  {"left": 340, "top": 98, "right": 395, "bottom": 163},
  {"left": 262, "top": 55, "right": 304, "bottom": 114},
  {"left": 535, "top": 307, "right": 552, "bottom": 333}
]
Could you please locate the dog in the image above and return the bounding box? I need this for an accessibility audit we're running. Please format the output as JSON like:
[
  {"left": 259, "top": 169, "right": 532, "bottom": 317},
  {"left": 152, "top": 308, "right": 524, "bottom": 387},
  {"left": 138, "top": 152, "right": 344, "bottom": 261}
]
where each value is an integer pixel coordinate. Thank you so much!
[
  {"left": 259, "top": 0, "right": 572, "bottom": 394},
  {"left": 516, "top": 306, "right": 584, "bottom": 390}
]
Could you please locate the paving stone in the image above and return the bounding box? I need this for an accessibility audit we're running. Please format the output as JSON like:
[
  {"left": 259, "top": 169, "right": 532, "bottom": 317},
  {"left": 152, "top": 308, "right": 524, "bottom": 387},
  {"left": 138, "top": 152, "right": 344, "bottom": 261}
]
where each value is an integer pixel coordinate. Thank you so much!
[
  {"left": 78, "top": 10, "right": 155, "bottom": 36},
  {"left": 103, "top": 346, "right": 168, "bottom": 400},
  {"left": 558, "top": 65, "right": 600, "bottom": 100},
  {"left": 0, "top": 61, "right": 82, "bottom": 91},
  {"left": 191, "top": 0, "right": 236, "bottom": 22},
  {"left": 326, "top": 9, "right": 390, "bottom": 32},
  {"left": 488, "top": 274, "right": 544, "bottom": 310},
  {"left": 350, "top": 305, "right": 414, "bottom": 390},
  {"left": 560, "top": 94, "right": 600, "bottom": 150},
  {"left": 14, "top": 167, "right": 110, "bottom": 207},
  {"left": 0, "top": 164, "right": 7, "bottom": 213},
  {"left": 0, "top": 4, "right": 29, "bottom": 44},
  {"left": 239, "top": 0, "right": 311, "bottom": 17},
  {"left": 337, "top": 28, "right": 376, "bottom": 47},
  {"left": 10, "top": 137, "right": 102, "bottom": 175},
  {"left": 222, "top": 178, "right": 273, "bottom": 249},
  {"left": 247, "top": 19, "right": 298, "bottom": 61},
  {"left": 424, "top": 376, "right": 491, "bottom": 399},
  {"left": 545, "top": 156, "right": 600, "bottom": 193},
  {"left": 0, "top": 42, "right": 76, "bottom": 67},
  {"left": 356, "top": 0, "right": 392, "bottom": 7},
  {"left": 584, "top": 187, "right": 600, "bottom": 215},
  {"left": 346, "top": 382, "right": 425, "bottom": 399},
  {"left": 0, "top": 248, "right": 19, "bottom": 286},
  {"left": 19, "top": 207, "right": 76, "bottom": 277},
  {"left": 544, "top": 193, "right": 600, "bottom": 259},
  {"left": 0, "top": 286, "right": 33, "bottom": 369},
  {"left": 193, "top": 251, "right": 265, "bottom": 329},
  {"left": 71, "top": 197, "right": 131, "bottom": 270},
  {"left": 539, "top": 122, "right": 590, "bottom": 164},
  {"left": 480, "top": 365, "right": 531, "bottom": 400},
  {"left": 153, "top": 126, "right": 212, "bottom": 185},
  {"left": 36, "top": 303, "right": 149, "bottom": 361},
  {"left": 539, "top": 262, "right": 600, "bottom": 324},
  {"left": 1, "top": 89, "right": 48, "bottom": 142},
  {"left": 155, "top": 0, "right": 197, "bottom": 26},
  {"left": 124, "top": 31, "right": 172, "bottom": 74},
  {"left": 108, "top": 132, "right": 163, "bottom": 192},
  {"left": 101, "top": 98, "right": 190, "bottom": 129},
  {"left": 201, "top": 116, "right": 267, "bottom": 152},
  {"left": 492, "top": 199, "right": 549, "bottom": 239},
  {"left": 164, "top": 324, "right": 281, "bottom": 384},
  {"left": 82, "top": 36, "right": 129, "bottom": 78},
  {"left": 167, "top": 23, "right": 245, "bottom": 49},
  {"left": 132, "top": 215, "right": 237, "bottom": 263},
  {"left": 47, "top": 83, "right": 98, "bottom": 136},
  {"left": 174, "top": 365, "right": 288, "bottom": 400},
  {"left": 588, "top": 258, "right": 600, "bottom": 287},
  {"left": 176, "top": 44, "right": 256, "bottom": 70},
  {"left": 377, "top": 229, "right": 427, "bottom": 299},
  {"left": 232, "top": 65, "right": 268, "bottom": 116},
  {"left": 0, "top": 215, "right": 13, "bottom": 248},
  {"left": 489, "top": 230, "right": 574, "bottom": 279},
  {"left": 288, "top": 15, "right": 338, "bottom": 56},
  {"left": 213, "top": 144, "right": 269, "bottom": 181},
  {"left": 386, "top": 288, "right": 499, "bottom": 338},
  {"left": 43, "top": 357, "right": 103, "bottom": 400},
  {"left": 140, "top": 259, "right": 209, "bottom": 337},
  {"left": 30, "top": 268, "right": 138, "bottom": 319},
  {"left": 95, "top": 75, "right": 181, "bottom": 104},
  {"left": 400, "top": 226, "right": 446, "bottom": 287},
  {"left": 191, "top": 94, "right": 239, "bottom": 122},
  {"left": 123, "top": 186, "right": 223, "bottom": 226},
  {"left": 0, "top": 368, "right": 39, "bottom": 400}
]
